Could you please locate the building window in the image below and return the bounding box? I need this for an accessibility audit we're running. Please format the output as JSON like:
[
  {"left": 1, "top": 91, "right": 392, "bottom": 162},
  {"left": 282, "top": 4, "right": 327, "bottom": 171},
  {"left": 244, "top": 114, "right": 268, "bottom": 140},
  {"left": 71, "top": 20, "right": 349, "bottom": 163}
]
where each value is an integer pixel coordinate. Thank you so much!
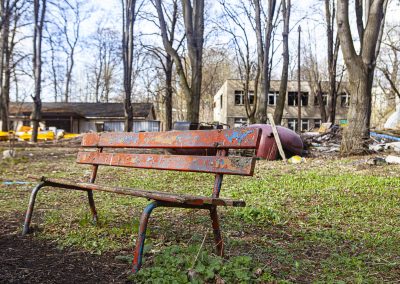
[
  {"left": 301, "top": 119, "right": 309, "bottom": 131},
  {"left": 220, "top": 95, "right": 223, "bottom": 108},
  {"left": 268, "top": 92, "right": 279, "bottom": 105},
  {"left": 288, "top": 118, "right": 297, "bottom": 132},
  {"left": 288, "top": 92, "right": 309, "bottom": 106},
  {"left": 95, "top": 122, "right": 104, "bottom": 132},
  {"left": 234, "top": 90, "right": 255, "bottom": 105},
  {"left": 234, "top": 117, "right": 247, "bottom": 128},
  {"left": 340, "top": 92, "right": 350, "bottom": 107},
  {"left": 314, "top": 119, "right": 322, "bottom": 129},
  {"left": 288, "top": 119, "right": 309, "bottom": 132},
  {"left": 314, "top": 93, "right": 328, "bottom": 106}
]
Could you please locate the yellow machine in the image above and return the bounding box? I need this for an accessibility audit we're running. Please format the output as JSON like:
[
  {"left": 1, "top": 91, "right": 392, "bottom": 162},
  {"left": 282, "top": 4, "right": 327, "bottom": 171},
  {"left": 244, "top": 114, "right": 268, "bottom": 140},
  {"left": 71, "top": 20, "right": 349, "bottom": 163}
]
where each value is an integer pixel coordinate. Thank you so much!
[{"left": 16, "top": 126, "right": 55, "bottom": 141}]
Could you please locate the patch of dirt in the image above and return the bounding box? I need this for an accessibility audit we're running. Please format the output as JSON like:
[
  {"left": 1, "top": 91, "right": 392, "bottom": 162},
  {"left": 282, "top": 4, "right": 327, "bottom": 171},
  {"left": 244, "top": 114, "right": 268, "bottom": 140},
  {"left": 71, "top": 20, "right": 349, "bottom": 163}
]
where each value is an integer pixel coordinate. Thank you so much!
[{"left": 0, "top": 212, "right": 131, "bottom": 283}]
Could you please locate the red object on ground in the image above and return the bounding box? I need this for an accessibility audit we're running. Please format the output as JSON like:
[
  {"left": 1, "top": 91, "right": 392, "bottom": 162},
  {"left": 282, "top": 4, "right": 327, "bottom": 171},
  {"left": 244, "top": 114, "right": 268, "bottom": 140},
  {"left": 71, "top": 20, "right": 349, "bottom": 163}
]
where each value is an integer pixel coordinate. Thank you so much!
[{"left": 247, "top": 124, "right": 303, "bottom": 160}]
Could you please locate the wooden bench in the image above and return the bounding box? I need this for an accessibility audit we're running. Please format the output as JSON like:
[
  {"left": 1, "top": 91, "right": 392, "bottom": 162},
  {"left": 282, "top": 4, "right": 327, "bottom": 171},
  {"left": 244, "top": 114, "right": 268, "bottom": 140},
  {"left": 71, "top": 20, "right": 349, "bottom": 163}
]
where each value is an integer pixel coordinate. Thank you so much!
[{"left": 22, "top": 128, "right": 262, "bottom": 272}]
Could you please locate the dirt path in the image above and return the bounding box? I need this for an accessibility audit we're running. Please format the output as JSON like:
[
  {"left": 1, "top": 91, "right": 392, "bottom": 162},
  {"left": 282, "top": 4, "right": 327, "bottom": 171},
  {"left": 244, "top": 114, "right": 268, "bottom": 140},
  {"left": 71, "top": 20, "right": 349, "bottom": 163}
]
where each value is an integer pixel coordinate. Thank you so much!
[{"left": 0, "top": 213, "right": 130, "bottom": 283}]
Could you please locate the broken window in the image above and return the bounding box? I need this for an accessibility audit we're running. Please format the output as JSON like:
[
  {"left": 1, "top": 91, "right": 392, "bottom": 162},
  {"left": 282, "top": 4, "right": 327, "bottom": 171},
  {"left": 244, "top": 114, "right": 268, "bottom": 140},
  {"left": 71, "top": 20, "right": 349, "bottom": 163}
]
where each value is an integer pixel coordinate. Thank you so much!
[
  {"left": 234, "top": 117, "right": 247, "bottom": 128},
  {"left": 234, "top": 90, "right": 254, "bottom": 105},
  {"left": 268, "top": 92, "right": 279, "bottom": 105},
  {"left": 340, "top": 92, "right": 350, "bottom": 107},
  {"left": 288, "top": 92, "right": 308, "bottom": 106},
  {"left": 301, "top": 119, "right": 309, "bottom": 131},
  {"left": 95, "top": 122, "right": 104, "bottom": 132},
  {"left": 314, "top": 93, "right": 328, "bottom": 106},
  {"left": 287, "top": 118, "right": 297, "bottom": 132},
  {"left": 314, "top": 119, "right": 322, "bottom": 129},
  {"left": 288, "top": 118, "right": 309, "bottom": 132}
]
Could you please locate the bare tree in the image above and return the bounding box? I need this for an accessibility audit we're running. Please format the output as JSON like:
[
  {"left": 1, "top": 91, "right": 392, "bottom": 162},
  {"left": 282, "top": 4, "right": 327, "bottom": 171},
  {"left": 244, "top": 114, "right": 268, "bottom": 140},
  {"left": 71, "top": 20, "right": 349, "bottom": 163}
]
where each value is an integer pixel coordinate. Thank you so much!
[
  {"left": 255, "top": 0, "right": 278, "bottom": 123},
  {"left": 121, "top": 0, "right": 141, "bottom": 131},
  {"left": 0, "top": 0, "right": 12, "bottom": 131},
  {"left": 146, "top": 0, "right": 182, "bottom": 130},
  {"left": 87, "top": 26, "right": 120, "bottom": 103},
  {"left": 375, "top": 23, "right": 400, "bottom": 126},
  {"left": 201, "top": 47, "right": 235, "bottom": 122},
  {"left": 59, "top": 0, "right": 82, "bottom": 102},
  {"left": 273, "top": 0, "right": 291, "bottom": 125},
  {"left": 303, "top": 33, "right": 328, "bottom": 123},
  {"left": 325, "top": 0, "right": 340, "bottom": 124},
  {"left": 31, "top": 0, "right": 46, "bottom": 142},
  {"left": 218, "top": 0, "right": 261, "bottom": 123},
  {"left": 0, "top": 0, "right": 24, "bottom": 131},
  {"left": 155, "top": 0, "right": 204, "bottom": 123},
  {"left": 337, "top": 0, "right": 388, "bottom": 154},
  {"left": 45, "top": 24, "right": 62, "bottom": 102}
]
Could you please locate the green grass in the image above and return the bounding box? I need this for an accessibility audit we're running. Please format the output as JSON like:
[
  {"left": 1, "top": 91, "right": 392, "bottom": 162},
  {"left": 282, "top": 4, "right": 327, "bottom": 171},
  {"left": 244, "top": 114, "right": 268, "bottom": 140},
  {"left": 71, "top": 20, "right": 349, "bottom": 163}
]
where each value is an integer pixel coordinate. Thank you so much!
[{"left": 1, "top": 148, "right": 399, "bottom": 282}]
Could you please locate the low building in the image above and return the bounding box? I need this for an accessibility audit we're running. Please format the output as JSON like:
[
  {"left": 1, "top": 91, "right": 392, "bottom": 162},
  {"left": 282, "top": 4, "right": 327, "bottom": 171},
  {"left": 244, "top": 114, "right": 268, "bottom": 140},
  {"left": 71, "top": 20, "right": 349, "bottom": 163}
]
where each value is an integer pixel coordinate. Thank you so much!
[
  {"left": 213, "top": 79, "right": 350, "bottom": 131},
  {"left": 5, "top": 102, "right": 159, "bottom": 133}
]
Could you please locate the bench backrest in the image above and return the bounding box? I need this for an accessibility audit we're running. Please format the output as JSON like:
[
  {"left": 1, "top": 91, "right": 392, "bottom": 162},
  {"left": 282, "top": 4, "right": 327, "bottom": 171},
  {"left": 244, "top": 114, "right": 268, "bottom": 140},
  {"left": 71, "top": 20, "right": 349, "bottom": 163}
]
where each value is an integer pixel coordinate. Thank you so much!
[{"left": 78, "top": 128, "right": 261, "bottom": 197}]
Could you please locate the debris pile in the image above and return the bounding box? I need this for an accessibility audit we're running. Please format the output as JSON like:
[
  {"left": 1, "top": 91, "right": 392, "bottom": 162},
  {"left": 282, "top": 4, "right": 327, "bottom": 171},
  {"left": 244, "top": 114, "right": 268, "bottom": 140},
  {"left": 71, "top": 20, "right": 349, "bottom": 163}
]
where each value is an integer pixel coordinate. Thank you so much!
[{"left": 302, "top": 123, "right": 342, "bottom": 156}]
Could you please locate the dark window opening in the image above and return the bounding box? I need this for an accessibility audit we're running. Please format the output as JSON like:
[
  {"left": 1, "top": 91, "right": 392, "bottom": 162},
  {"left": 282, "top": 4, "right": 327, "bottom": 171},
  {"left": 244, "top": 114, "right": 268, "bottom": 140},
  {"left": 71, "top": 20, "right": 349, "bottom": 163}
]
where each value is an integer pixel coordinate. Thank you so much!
[
  {"left": 314, "top": 93, "right": 328, "bottom": 106},
  {"left": 340, "top": 92, "right": 350, "bottom": 107},
  {"left": 288, "top": 92, "right": 309, "bottom": 106},
  {"left": 234, "top": 90, "right": 254, "bottom": 105},
  {"left": 268, "top": 92, "right": 279, "bottom": 105}
]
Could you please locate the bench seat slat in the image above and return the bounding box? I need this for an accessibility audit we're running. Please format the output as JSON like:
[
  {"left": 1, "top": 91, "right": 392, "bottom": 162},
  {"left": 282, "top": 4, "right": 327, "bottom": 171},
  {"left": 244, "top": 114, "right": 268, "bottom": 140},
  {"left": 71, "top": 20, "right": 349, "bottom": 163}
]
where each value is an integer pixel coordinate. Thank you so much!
[
  {"left": 41, "top": 177, "right": 246, "bottom": 207},
  {"left": 77, "top": 152, "right": 256, "bottom": 176},
  {"left": 81, "top": 128, "right": 261, "bottom": 149}
]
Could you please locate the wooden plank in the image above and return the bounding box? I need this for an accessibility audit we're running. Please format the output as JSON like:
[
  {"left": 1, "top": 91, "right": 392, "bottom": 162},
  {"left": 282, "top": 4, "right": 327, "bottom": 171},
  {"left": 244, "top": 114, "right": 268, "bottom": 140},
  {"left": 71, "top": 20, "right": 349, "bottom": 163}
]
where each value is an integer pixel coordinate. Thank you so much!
[
  {"left": 267, "top": 113, "right": 287, "bottom": 162},
  {"left": 81, "top": 128, "right": 261, "bottom": 149},
  {"left": 76, "top": 152, "right": 256, "bottom": 176},
  {"left": 41, "top": 177, "right": 246, "bottom": 207}
]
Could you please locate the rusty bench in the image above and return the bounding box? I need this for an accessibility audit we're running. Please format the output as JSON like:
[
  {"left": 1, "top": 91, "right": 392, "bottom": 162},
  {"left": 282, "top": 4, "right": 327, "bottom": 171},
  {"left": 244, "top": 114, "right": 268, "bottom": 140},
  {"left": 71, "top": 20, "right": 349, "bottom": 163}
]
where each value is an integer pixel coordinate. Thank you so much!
[{"left": 22, "top": 128, "right": 261, "bottom": 272}]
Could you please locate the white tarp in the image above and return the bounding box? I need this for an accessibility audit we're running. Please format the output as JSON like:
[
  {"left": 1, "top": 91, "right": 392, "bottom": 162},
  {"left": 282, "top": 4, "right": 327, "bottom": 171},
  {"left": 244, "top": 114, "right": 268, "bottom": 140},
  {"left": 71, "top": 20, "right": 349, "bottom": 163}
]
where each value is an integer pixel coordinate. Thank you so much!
[{"left": 384, "top": 106, "right": 400, "bottom": 129}]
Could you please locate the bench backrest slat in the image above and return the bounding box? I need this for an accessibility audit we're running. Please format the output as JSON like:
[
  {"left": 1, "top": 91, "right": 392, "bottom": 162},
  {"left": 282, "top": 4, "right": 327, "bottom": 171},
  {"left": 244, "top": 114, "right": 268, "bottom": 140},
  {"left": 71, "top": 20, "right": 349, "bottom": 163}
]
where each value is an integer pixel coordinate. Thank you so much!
[
  {"left": 77, "top": 152, "right": 256, "bottom": 176},
  {"left": 81, "top": 128, "right": 261, "bottom": 149}
]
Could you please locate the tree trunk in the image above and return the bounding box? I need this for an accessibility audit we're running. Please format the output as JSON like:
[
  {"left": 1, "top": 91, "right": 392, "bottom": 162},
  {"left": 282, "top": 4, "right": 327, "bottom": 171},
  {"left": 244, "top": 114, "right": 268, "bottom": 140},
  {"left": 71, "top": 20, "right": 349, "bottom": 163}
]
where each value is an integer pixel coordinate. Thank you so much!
[
  {"left": 156, "top": 0, "right": 204, "bottom": 124},
  {"left": 256, "top": 0, "right": 276, "bottom": 123},
  {"left": 337, "top": 0, "right": 388, "bottom": 154},
  {"left": 0, "top": 0, "right": 10, "bottom": 131},
  {"left": 165, "top": 55, "right": 173, "bottom": 130},
  {"left": 181, "top": 0, "right": 204, "bottom": 123},
  {"left": 273, "top": 0, "right": 290, "bottom": 125},
  {"left": 341, "top": 61, "right": 372, "bottom": 153},
  {"left": 31, "top": 0, "right": 46, "bottom": 142},
  {"left": 121, "top": 0, "right": 137, "bottom": 132},
  {"left": 325, "top": 0, "right": 340, "bottom": 124}
]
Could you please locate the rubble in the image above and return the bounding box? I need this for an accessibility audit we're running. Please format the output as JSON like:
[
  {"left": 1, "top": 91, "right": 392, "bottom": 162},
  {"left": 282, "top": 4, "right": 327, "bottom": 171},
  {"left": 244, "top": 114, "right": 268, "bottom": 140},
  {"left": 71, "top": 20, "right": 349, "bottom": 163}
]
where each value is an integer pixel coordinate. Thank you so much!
[
  {"left": 2, "top": 150, "right": 15, "bottom": 159},
  {"left": 302, "top": 125, "right": 342, "bottom": 156},
  {"left": 385, "top": 155, "right": 400, "bottom": 164}
]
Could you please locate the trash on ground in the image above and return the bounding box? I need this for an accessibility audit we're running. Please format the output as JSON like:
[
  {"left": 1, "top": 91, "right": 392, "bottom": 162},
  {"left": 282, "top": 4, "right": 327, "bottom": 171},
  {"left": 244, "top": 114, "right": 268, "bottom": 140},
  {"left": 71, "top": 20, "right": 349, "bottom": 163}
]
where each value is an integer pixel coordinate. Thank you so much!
[
  {"left": 385, "top": 155, "right": 400, "bottom": 164},
  {"left": 2, "top": 181, "right": 32, "bottom": 185},
  {"left": 288, "top": 155, "right": 306, "bottom": 164},
  {"left": 2, "top": 150, "right": 15, "bottom": 159}
]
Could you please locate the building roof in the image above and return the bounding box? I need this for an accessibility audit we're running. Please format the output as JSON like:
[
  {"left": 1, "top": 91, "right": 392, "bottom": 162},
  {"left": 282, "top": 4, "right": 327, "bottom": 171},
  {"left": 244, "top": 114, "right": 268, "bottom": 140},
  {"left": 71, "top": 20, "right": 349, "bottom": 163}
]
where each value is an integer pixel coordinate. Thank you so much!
[{"left": 9, "top": 102, "right": 155, "bottom": 119}]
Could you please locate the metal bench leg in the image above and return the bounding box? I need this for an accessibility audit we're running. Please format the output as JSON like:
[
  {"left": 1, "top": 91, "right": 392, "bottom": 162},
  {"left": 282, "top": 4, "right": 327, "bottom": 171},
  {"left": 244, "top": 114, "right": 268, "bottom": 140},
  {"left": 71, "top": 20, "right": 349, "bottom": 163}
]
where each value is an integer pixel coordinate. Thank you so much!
[
  {"left": 210, "top": 206, "right": 224, "bottom": 257},
  {"left": 87, "top": 190, "right": 98, "bottom": 224},
  {"left": 132, "top": 201, "right": 159, "bottom": 273},
  {"left": 22, "top": 181, "right": 46, "bottom": 235}
]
